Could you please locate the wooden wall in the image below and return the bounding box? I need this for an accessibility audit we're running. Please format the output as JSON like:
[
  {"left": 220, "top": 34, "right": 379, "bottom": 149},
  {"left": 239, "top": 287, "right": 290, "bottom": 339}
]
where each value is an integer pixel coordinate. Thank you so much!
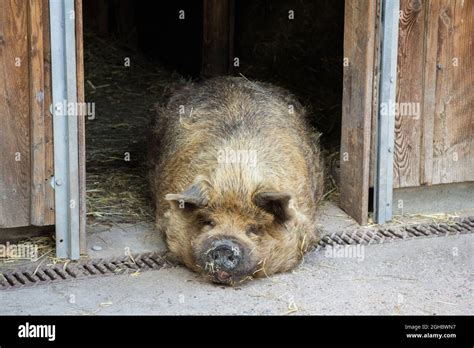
[
  {"left": 393, "top": 0, "right": 473, "bottom": 188},
  {"left": 0, "top": 0, "right": 54, "bottom": 228},
  {"left": 346, "top": 0, "right": 472, "bottom": 223}
]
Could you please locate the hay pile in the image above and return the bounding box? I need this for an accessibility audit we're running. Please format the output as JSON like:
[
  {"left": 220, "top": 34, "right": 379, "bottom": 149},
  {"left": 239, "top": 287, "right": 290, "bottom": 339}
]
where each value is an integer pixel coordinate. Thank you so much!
[{"left": 84, "top": 33, "right": 180, "bottom": 224}]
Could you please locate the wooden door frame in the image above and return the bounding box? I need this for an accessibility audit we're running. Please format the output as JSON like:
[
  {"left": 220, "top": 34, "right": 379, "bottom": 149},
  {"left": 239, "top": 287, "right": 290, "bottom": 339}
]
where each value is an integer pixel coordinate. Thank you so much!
[
  {"left": 75, "top": 0, "right": 86, "bottom": 255},
  {"left": 340, "top": 0, "right": 378, "bottom": 225},
  {"left": 340, "top": 0, "right": 399, "bottom": 225}
]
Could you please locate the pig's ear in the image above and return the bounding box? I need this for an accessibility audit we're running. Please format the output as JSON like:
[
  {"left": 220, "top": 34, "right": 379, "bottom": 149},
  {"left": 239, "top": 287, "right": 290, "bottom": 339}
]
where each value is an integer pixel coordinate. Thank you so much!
[
  {"left": 164, "top": 181, "right": 209, "bottom": 210},
  {"left": 252, "top": 191, "right": 293, "bottom": 224}
]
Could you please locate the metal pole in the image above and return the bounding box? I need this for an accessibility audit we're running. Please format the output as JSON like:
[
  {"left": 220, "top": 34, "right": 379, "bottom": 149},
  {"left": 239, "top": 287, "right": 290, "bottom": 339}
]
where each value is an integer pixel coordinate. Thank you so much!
[
  {"left": 49, "top": 0, "right": 80, "bottom": 259},
  {"left": 374, "top": 0, "right": 399, "bottom": 224}
]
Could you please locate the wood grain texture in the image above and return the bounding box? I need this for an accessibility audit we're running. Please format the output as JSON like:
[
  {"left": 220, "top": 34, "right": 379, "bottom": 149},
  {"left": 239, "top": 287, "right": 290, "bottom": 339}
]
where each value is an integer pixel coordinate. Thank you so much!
[
  {"left": 394, "top": 0, "right": 473, "bottom": 187},
  {"left": 28, "top": 0, "right": 46, "bottom": 225},
  {"left": 42, "top": 0, "right": 55, "bottom": 225},
  {"left": 430, "top": 0, "right": 473, "bottom": 184},
  {"left": 340, "top": 0, "right": 377, "bottom": 225},
  {"left": 0, "top": 0, "right": 30, "bottom": 228},
  {"left": 369, "top": 0, "right": 381, "bottom": 188},
  {"left": 75, "top": 0, "right": 86, "bottom": 254},
  {"left": 420, "top": 0, "right": 440, "bottom": 185},
  {"left": 393, "top": 0, "right": 425, "bottom": 188},
  {"left": 201, "top": 0, "right": 234, "bottom": 77}
]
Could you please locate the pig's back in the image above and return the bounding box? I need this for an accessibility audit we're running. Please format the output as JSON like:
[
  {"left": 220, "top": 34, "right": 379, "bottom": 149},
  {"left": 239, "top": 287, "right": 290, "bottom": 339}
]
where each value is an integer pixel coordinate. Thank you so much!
[{"left": 150, "top": 77, "right": 324, "bottom": 218}]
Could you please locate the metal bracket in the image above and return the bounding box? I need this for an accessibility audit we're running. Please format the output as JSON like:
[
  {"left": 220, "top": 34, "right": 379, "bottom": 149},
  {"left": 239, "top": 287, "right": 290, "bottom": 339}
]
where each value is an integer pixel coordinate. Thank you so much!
[
  {"left": 374, "top": 0, "right": 400, "bottom": 224},
  {"left": 49, "top": 0, "right": 80, "bottom": 259}
]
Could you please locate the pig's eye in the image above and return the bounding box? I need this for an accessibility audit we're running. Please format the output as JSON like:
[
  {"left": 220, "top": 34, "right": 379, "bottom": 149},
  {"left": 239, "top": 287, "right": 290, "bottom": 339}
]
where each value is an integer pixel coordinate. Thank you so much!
[
  {"left": 246, "top": 225, "right": 261, "bottom": 236},
  {"left": 203, "top": 219, "right": 215, "bottom": 227},
  {"left": 197, "top": 214, "right": 216, "bottom": 227},
  {"left": 198, "top": 216, "right": 215, "bottom": 227}
]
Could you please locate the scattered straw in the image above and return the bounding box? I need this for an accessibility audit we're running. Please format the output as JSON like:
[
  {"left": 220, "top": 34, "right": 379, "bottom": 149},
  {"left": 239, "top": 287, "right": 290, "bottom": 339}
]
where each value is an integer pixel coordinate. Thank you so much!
[
  {"left": 0, "top": 236, "right": 54, "bottom": 266},
  {"left": 84, "top": 31, "right": 180, "bottom": 225}
]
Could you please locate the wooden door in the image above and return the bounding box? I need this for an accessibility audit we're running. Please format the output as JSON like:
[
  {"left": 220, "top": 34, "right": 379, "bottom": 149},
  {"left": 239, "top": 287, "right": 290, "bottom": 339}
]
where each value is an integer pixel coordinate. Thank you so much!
[
  {"left": 394, "top": 0, "right": 473, "bottom": 188},
  {"left": 340, "top": 0, "right": 378, "bottom": 225},
  {"left": 0, "top": 0, "right": 85, "bottom": 250},
  {"left": 0, "top": 0, "right": 55, "bottom": 228}
]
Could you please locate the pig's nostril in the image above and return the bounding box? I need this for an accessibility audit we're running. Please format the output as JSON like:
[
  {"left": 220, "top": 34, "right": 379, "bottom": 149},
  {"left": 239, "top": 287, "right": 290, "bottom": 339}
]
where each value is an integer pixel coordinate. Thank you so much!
[{"left": 207, "top": 241, "right": 242, "bottom": 271}]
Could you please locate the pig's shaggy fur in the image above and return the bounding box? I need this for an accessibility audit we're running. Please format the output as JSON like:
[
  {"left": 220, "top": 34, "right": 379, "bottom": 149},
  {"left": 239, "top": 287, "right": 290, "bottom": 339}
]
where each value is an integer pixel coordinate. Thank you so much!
[{"left": 149, "top": 77, "right": 324, "bottom": 283}]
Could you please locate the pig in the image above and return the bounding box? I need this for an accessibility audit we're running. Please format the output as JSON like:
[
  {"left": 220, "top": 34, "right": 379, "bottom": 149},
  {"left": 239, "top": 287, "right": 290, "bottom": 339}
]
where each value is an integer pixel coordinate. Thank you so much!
[{"left": 149, "top": 76, "right": 324, "bottom": 285}]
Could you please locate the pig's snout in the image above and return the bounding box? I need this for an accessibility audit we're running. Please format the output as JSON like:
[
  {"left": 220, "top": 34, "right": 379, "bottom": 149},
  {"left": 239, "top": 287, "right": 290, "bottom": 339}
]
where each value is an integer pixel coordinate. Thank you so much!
[
  {"left": 207, "top": 240, "right": 242, "bottom": 272},
  {"left": 198, "top": 237, "right": 256, "bottom": 284}
]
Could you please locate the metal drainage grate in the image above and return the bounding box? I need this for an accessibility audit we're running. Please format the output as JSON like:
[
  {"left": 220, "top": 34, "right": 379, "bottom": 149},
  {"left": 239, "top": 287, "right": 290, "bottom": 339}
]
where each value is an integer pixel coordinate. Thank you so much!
[
  {"left": 1, "top": 217, "right": 473, "bottom": 290},
  {"left": 315, "top": 216, "right": 474, "bottom": 250},
  {"left": 0, "top": 251, "right": 175, "bottom": 290}
]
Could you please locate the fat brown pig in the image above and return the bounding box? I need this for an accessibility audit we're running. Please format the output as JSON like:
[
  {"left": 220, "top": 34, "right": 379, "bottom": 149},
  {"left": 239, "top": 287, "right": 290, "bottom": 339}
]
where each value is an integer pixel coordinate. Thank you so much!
[{"left": 149, "top": 77, "right": 324, "bottom": 285}]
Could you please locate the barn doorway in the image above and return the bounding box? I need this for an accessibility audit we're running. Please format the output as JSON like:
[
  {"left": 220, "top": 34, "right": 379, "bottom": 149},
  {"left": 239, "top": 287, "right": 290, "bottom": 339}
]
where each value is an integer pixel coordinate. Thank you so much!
[{"left": 82, "top": 0, "right": 345, "bottom": 228}]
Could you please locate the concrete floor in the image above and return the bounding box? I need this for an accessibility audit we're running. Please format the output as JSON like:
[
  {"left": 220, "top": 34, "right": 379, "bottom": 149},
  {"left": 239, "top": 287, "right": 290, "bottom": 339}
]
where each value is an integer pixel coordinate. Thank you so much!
[{"left": 1, "top": 201, "right": 473, "bottom": 315}]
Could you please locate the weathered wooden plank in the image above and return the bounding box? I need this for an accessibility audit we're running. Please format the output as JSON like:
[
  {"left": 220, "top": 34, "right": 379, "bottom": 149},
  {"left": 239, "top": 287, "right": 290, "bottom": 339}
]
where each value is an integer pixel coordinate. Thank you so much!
[
  {"left": 394, "top": 0, "right": 473, "bottom": 187},
  {"left": 0, "top": 0, "right": 30, "bottom": 228},
  {"left": 42, "top": 0, "right": 55, "bottom": 225},
  {"left": 393, "top": 0, "right": 425, "bottom": 188},
  {"left": 431, "top": 0, "right": 473, "bottom": 184},
  {"left": 420, "top": 0, "right": 440, "bottom": 186},
  {"left": 448, "top": 0, "right": 473, "bottom": 183},
  {"left": 201, "top": 0, "right": 234, "bottom": 77},
  {"left": 28, "top": 0, "right": 46, "bottom": 226},
  {"left": 369, "top": 0, "right": 381, "bottom": 188},
  {"left": 76, "top": 0, "right": 86, "bottom": 254},
  {"left": 340, "top": 0, "right": 377, "bottom": 225}
]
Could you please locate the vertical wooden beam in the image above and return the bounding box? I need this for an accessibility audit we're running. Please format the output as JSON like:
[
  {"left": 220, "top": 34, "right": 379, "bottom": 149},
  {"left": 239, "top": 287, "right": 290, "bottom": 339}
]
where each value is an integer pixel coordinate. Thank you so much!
[
  {"left": 28, "top": 0, "right": 46, "bottom": 226},
  {"left": 75, "top": 0, "right": 86, "bottom": 254},
  {"left": 392, "top": 0, "right": 425, "bottom": 188},
  {"left": 0, "top": 0, "right": 30, "bottom": 228},
  {"left": 201, "top": 0, "right": 234, "bottom": 77},
  {"left": 420, "top": 0, "right": 438, "bottom": 186},
  {"left": 430, "top": 0, "right": 473, "bottom": 185},
  {"left": 340, "top": 0, "right": 378, "bottom": 225},
  {"left": 369, "top": 0, "right": 382, "bottom": 190},
  {"left": 42, "top": 0, "right": 55, "bottom": 226}
]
